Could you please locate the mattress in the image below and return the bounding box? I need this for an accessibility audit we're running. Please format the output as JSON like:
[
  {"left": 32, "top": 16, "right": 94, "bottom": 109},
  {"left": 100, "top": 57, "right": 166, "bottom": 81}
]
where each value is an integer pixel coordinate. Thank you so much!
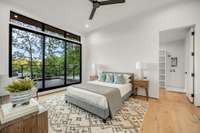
[{"left": 65, "top": 80, "right": 132, "bottom": 109}]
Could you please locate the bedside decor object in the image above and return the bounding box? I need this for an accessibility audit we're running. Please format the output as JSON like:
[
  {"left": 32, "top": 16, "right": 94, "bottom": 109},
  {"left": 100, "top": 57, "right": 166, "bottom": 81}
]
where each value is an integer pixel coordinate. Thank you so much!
[
  {"left": 133, "top": 79, "right": 149, "bottom": 101},
  {"left": 136, "top": 62, "right": 143, "bottom": 79},
  {"left": 5, "top": 78, "right": 35, "bottom": 107}
]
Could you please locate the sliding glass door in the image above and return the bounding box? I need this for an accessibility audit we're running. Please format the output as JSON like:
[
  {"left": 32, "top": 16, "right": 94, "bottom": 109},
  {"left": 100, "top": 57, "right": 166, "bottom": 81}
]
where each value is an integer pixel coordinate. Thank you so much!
[
  {"left": 10, "top": 25, "right": 81, "bottom": 92},
  {"left": 66, "top": 42, "right": 81, "bottom": 84},
  {"left": 11, "top": 28, "right": 43, "bottom": 89},
  {"left": 45, "top": 37, "right": 65, "bottom": 88}
]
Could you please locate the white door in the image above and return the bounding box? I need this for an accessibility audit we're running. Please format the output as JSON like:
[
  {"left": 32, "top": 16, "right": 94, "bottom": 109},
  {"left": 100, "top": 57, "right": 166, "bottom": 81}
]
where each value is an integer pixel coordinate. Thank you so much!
[{"left": 185, "top": 27, "right": 195, "bottom": 103}]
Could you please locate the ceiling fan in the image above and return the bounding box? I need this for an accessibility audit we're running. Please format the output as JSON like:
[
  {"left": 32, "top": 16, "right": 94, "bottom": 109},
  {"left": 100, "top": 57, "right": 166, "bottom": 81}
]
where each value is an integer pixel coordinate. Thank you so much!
[{"left": 89, "top": 0, "right": 125, "bottom": 20}]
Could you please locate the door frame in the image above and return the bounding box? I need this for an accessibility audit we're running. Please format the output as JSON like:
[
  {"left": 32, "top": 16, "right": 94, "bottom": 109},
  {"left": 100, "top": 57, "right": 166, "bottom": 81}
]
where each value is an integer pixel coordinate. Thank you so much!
[{"left": 158, "top": 25, "right": 196, "bottom": 103}]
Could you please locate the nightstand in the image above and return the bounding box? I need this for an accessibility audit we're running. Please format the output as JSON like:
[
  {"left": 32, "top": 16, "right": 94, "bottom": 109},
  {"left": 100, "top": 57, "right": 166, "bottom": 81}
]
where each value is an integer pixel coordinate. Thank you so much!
[{"left": 133, "top": 80, "right": 149, "bottom": 101}]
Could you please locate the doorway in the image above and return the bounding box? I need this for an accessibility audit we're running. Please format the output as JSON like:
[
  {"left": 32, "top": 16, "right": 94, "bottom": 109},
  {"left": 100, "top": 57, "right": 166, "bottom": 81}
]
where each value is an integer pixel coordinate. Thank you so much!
[{"left": 159, "top": 25, "right": 195, "bottom": 103}]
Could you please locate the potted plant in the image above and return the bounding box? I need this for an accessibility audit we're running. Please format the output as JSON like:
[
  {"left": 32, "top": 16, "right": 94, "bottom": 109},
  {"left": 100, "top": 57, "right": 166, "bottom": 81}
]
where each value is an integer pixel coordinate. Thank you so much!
[{"left": 5, "top": 78, "right": 35, "bottom": 107}]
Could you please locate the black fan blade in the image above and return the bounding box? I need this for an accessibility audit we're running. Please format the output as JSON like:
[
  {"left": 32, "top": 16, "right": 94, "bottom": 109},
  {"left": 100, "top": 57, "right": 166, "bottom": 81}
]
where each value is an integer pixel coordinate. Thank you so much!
[
  {"left": 89, "top": 7, "right": 97, "bottom": 20},
  {"left": 100, "top": 0, "right": 125, "bottom": 5}
]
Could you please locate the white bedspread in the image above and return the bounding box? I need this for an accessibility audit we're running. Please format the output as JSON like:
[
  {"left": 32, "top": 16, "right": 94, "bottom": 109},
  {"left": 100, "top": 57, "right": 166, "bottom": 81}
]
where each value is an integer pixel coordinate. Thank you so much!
[{"left": 65, "top": 81, "right": 132, "bottom": 109}]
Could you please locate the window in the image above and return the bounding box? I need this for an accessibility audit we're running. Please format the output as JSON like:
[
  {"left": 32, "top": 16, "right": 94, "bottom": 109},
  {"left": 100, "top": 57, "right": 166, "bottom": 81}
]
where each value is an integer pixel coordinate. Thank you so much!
[
  {"left": 66, "top": 42, "right": 81, "bottom": 84},
  {"left": 10, "top": 11, "right": 81, "bottom": 42},
  {"left": 45, "top": 36, "right": 65, "bottom": 88},
  {"left": 44, "top": 25, "right": 65, "bottom": 37},
  {"left": 10, "top": 12, "right": 42, "bottom": 31},
  {"left": 9, "top": 11, "right": 82, "bottom": 91},
  {"left": 11, "top": 28, "right": 43, "bottom": 80}
]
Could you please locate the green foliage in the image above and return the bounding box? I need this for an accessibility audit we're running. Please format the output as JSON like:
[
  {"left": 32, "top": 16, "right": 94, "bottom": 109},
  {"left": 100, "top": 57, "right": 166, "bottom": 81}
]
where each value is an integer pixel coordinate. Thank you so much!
[
  {"left": 12, "top": 28, "right": 81, "bottom": 80},
  {"left": 5, "top": 78, "right": 35, "bottom": 93}
]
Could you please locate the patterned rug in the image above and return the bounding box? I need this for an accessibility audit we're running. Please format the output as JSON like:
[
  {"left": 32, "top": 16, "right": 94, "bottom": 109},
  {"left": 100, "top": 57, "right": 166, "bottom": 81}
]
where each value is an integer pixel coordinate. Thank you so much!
[{"left": 41, "top": 96, "right": 148, "bottom": 133}]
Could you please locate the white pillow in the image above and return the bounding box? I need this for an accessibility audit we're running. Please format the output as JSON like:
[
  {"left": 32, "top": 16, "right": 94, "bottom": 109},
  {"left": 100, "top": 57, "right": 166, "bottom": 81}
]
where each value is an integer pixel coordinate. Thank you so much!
[{"left": 123, "top": 74, "right": 131, "bottom": 83}]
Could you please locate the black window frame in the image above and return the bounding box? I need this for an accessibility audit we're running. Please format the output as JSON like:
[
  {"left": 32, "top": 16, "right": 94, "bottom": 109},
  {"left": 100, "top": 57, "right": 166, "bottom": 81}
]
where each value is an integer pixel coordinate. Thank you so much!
[
  {"left": 10, "top": 11, "right": 81, "bottom": 42},
  {"left": 9, "top": 18, "right": 82, "bottom": 92}
]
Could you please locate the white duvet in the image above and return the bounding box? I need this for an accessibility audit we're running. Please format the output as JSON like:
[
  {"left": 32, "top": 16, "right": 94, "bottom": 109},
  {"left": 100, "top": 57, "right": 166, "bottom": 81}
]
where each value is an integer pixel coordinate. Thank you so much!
[{"left": 65, "top": 80, "right": 132, "bottom": 109}]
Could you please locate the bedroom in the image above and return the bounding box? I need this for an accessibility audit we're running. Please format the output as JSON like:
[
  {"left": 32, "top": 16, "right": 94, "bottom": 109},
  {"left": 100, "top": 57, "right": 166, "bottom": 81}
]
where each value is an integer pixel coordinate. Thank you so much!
[{"left": 0, "top": 0, "right": 200, "bottom": 133}]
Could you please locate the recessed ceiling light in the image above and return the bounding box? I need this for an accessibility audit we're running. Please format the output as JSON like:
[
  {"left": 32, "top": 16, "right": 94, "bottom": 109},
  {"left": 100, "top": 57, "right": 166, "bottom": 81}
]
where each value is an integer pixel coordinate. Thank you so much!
[
  {"left": 14, "top": 15, "right": 18, "bottom": 18},
  {"left": 85, "top": 24, "right": 89, "bottom": 28}
]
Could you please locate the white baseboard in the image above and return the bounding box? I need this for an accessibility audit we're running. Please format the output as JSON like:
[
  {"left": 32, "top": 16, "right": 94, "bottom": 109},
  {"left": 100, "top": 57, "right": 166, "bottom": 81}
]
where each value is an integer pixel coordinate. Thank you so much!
[{"left": 166, "top": 87, "right": 185, "bottom": 93}]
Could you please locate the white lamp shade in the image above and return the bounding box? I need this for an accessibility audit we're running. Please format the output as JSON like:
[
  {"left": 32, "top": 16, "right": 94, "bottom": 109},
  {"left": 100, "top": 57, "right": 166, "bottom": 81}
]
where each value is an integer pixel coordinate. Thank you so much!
[
  {"left": 91, "top": 64, "right": 97, "bottom": 76},
  {"left": 91, "top": 64, "right": 96, "bottom": 70},
  {"left": 136, "top": 62, "right": 144, "bottom": 79},
  {"left": 136, "top": 62, "right": 142, "bottom": 70}
]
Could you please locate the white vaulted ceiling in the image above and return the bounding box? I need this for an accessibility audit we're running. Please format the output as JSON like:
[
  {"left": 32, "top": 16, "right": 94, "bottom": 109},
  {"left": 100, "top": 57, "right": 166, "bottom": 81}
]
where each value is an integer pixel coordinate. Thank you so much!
[{"left": 2, "top": 0, "right": 189, "bottom": 34}]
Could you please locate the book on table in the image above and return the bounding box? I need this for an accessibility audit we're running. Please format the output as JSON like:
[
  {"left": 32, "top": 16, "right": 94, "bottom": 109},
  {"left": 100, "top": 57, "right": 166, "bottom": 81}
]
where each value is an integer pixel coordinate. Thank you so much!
[{"left": 0, "top": 98, "right": 39, "bottom": 124}]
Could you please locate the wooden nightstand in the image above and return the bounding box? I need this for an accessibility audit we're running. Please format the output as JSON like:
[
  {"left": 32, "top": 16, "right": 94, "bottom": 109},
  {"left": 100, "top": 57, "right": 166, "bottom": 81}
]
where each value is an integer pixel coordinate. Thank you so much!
[
  {"left": 133, "top": 80, "right": 149, "bottom": 101},
  {"left": 0, "top": 110, "right": 48, "bottom": 133}
]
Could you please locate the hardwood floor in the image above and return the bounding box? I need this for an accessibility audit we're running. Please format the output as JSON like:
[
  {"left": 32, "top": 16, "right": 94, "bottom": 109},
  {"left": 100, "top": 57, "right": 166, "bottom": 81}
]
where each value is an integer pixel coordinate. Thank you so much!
[
  {"left": 38, "top": 88, "right": 200, "bottom": 133},
  {"left": 140, "top": 88, "right": 200, "bottom": 133}
]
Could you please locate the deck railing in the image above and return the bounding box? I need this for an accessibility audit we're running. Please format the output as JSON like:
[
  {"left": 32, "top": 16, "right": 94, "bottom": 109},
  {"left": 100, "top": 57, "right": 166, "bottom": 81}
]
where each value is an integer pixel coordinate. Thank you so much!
[{"left": 12, "top": 64, "right": 79, "bottom": 80}]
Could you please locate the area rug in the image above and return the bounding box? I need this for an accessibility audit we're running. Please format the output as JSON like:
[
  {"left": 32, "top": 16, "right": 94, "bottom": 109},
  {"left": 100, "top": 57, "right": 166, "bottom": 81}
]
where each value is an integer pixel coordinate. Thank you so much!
[{"left": 40, "top": 96, "right": 148, "bottom": 133}]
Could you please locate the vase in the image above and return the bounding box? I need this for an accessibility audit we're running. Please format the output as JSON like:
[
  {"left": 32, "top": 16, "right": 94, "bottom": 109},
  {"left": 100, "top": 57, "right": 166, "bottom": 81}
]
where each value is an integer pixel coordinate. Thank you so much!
[{"left": 10, "top": 89, "right": 33, "bottom": 107}]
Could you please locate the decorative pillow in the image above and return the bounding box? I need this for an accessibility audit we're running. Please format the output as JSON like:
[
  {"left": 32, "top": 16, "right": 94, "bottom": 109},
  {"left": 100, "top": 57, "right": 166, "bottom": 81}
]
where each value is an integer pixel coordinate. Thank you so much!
[
  {"left": 114, "top": 74, "right": 125, "bottom": 84},
  {"left": 98, "top": 72, "right": 106, "bottom": 82},
  {"left": 123, "top": 74, "right": 131, "bottom": 83},
  {"left": 105, "top": 73, "right": 114, "bottom": 83}
]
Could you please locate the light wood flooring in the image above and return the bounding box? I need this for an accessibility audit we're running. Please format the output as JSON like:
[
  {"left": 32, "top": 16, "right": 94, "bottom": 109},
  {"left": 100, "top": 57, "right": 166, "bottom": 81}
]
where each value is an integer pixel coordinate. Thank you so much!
[
  {"left": 39, "top": 88, "right": 200, "bottom": 133},
  {"left": 140, "top": 88, "right": 200, "bottom": 133}
]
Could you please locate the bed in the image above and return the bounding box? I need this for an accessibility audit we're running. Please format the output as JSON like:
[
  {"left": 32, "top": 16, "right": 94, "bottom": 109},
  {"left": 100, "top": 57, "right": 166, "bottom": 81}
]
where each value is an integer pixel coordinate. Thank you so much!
[{"left": 65, "top": 72, "right": 134, "bottom": 122}]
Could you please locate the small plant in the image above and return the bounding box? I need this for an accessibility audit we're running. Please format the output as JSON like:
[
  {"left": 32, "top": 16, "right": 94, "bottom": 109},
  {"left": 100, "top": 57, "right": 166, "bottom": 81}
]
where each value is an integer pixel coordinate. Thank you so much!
[{"left": 5, "top": 78, "right": 35, "bottom": 93}]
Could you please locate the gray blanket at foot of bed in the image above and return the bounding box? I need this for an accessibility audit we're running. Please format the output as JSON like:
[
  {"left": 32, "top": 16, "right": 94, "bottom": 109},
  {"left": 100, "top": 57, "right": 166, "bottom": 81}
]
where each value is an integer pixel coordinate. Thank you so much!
[{"left": 72, "top": 83, "right": 122, "bottom": 117}]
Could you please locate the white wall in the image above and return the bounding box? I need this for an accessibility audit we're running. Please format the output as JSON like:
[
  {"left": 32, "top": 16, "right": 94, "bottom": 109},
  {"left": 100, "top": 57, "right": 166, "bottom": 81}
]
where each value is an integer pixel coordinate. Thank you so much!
[
  {"left": 0, "top": 2, "right": 87, "bottom": 83},
  {"left": 86, "top": 0, "right": 200, "bottom": 105},
  {"left": 160, "top": 40, "right": 185, "bottom": 92}
]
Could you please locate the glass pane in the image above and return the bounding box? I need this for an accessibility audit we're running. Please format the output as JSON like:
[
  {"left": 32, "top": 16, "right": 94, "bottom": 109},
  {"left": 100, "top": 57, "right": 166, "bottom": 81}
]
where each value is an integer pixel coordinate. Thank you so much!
[
  {"left": 65, "top": 32, "right": 81, "bottom": 42},
  {"left": 44, "top": 25, "right": 64, "bottom": 38},
  {"left": 45, "top": 37, "right": 65, "bottom": 88},
  {"left": 66, "top": 42, "right": 81, "bottom": 84},
  {"left": 74, "top": 45, "right": 81, "bottom": 81},
  {"left": 45, "top": 29, "right": 64, "bottom": 38},
  {"left": 11, "top": 19, "right": 42, "bottom": 31},
  {"left": 11, "top": 28, "right": 43, "bottom": 89}
]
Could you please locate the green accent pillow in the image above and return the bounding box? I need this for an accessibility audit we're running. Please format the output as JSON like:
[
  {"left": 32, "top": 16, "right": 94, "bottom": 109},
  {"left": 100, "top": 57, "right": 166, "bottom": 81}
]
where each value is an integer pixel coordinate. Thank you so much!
[
  {"left": 98, "top": 73, "right": 106, "bottom": 82},
  {"left": 114, "top": 74, "right": 125, "bottom": 84},
  {"left": 105, "top": 73, "right": 114, "bottom": 83}
]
